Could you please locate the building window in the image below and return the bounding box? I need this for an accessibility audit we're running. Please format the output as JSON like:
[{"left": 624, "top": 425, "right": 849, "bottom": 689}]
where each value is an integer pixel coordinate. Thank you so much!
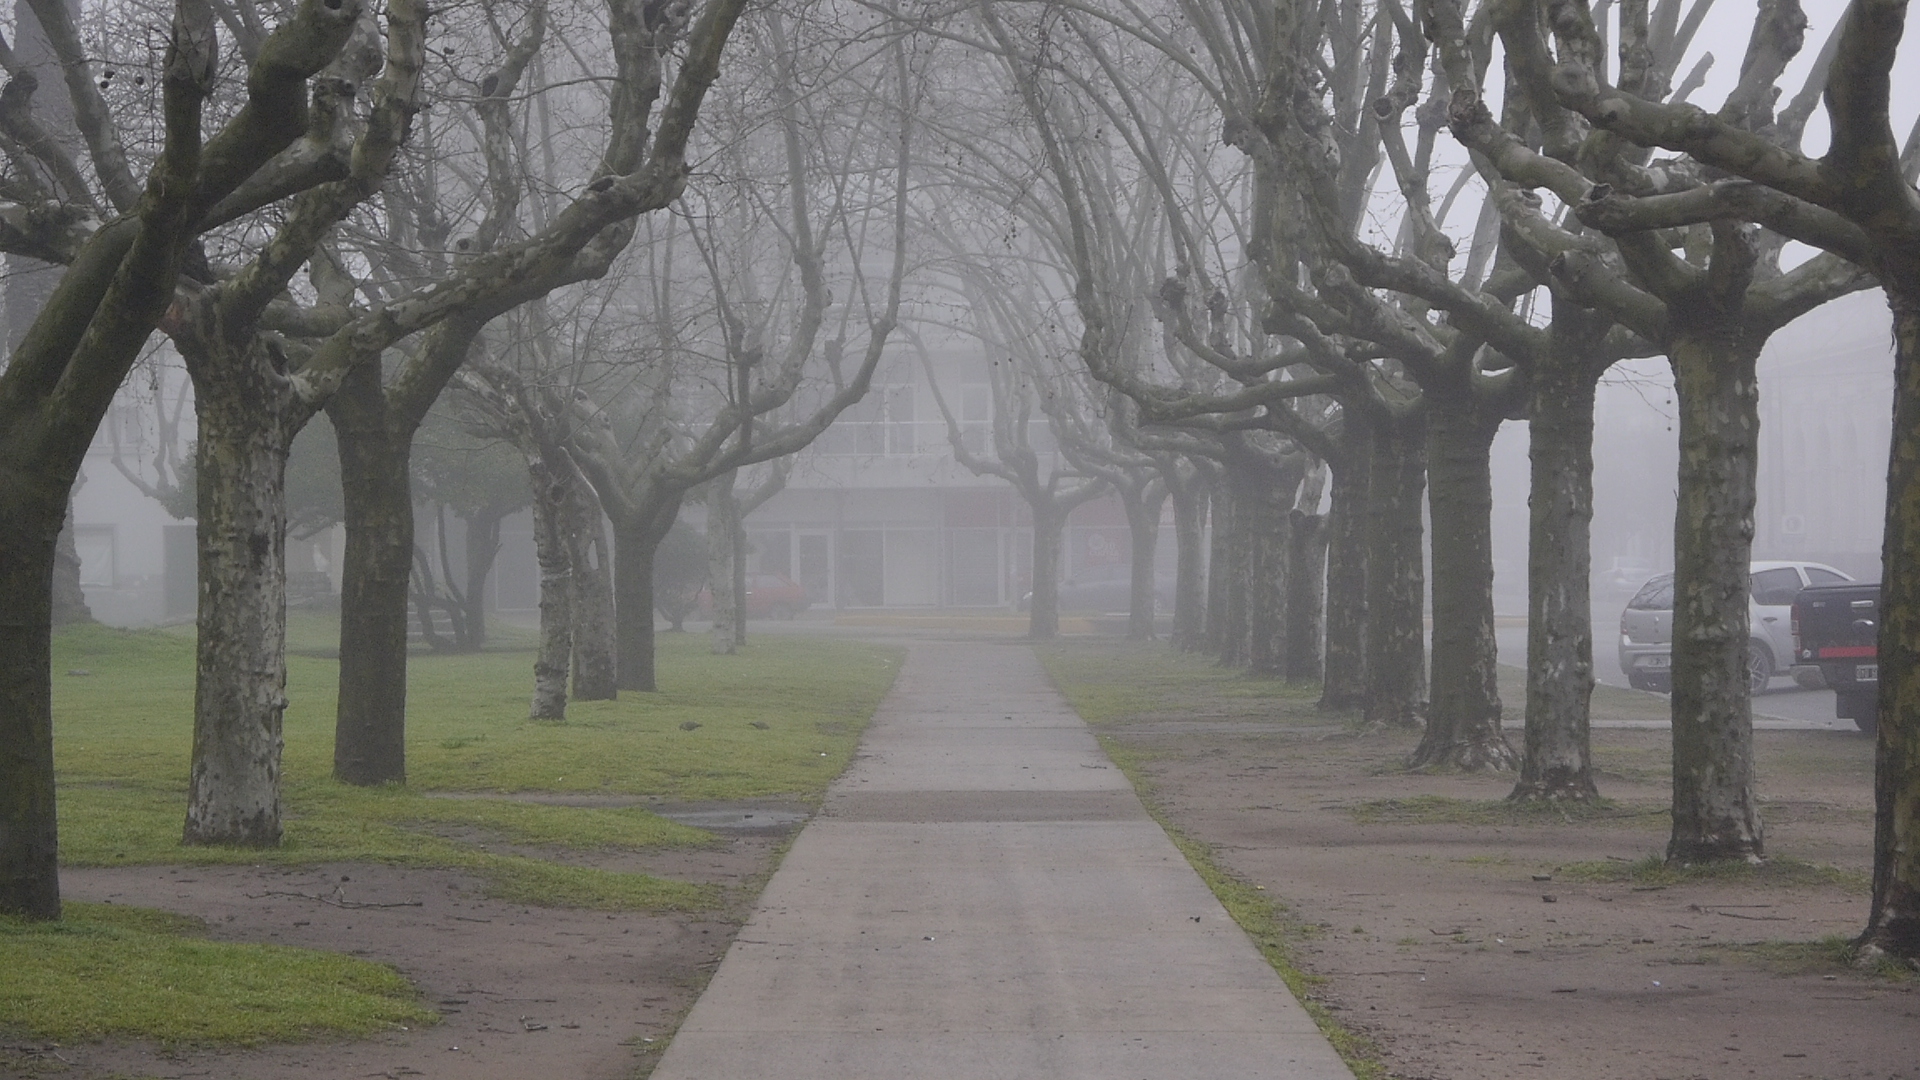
[{"left": 821, "top": 384, "right": 919, "bottom": 456}]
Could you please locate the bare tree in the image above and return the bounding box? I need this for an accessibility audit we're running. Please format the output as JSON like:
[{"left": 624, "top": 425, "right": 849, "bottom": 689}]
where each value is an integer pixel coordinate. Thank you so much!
[
  {"left": 1514, "top": 0, "right": 1920, "bottom": 961},
  {"left": 0, "top": 0, "right": 371, "bottom": 917},
  {"left": 567, "top": 8, "right": 916, "bottom": 689},
  {"left": 1429, "top": 0, "right": 1873, "bottom": 856}
]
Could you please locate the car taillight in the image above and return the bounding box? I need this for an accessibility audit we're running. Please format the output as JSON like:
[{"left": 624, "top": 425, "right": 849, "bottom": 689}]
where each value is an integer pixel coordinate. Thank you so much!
[{"left": 1791, "top": 603, "right": 1804, "bottom": 660}]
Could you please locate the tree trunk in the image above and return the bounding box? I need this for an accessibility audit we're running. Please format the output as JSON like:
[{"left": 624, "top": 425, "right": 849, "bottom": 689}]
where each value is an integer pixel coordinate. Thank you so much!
[
  {"left": 1511, "top": 349, "right": 1603, "bottom": 802},
  {"left": 1413, "top": 398, "right": 1515, "bottom": 769},
  {"left": 182, "top": 373, "right": 294, "bottom": 846},
  {"left": 1285, "top": 507, "right": 1328, "bottom": 684},
  {"left": 616, "top": 522, "right": 660, "bottom": 691},
  {"left": 708, "top": 471, "right": 739, "bottom": 655},
  {"left": 1363, "top": 411, "right": 1428, "bottom": 729},
  {"left": 1122, "top": 482, "right": 1165, "bottom": 641},
  {"left": 329, "top": 365, "right": 415, "bottom": 788},
  {"left": 459, "top": 507, "right": 507, "bottom": 651},
  {"left": 1320, "top": 453, "right": 1369, "bottom": 711},
  {"left": 613, "top": 500, "right": 681, "bottom": 692},
  {"left": 1169, "top": 471, "right": 1208, "bottom": 651},
  {"left": 1217, "top": 482, "right": 1250, "bottom": 667},
  {"left": 1204, "top": 478, "right": 1234, "bottom": 656},
  {"left": 569, "top": 485, "right": 618, "bottom": 700},
  {"left": 732, "top": 493, "right": 748, "bottom": 647},
  {"left": 0, "top": 478, "right": 63, "bottom": 918},
  {"left": 1666, "top": 330, "right": 1765, "bottom": 863},
  {"left": 1235, "top": 457, "right": 1296, "bottom": 677},
  {"left": 1862, "top": 289, "right": 1920, "bottom": 958},
  {"left": 1027, "top": 507, "right": 1065, "bottom": 640},
  {"left": 527, "top": 450, "right": 574, "bottom": 721},
  {"left": 52, "top": 494, "right": 92, "bottom": 626}
]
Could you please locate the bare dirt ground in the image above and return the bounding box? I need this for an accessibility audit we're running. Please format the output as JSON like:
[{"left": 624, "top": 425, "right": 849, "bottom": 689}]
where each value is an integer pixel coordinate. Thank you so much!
[
  {"left": 6, "top": 805, "right": 800, "bottom": 1080},
  {"left": 1111, "top": 671, "right": 1917, "bottom": 1080}
]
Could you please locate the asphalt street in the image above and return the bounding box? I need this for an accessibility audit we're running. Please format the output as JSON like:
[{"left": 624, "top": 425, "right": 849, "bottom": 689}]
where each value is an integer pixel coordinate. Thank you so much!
[{"left": 1493, "top": 615, "right": 1858, "bottom": 731}]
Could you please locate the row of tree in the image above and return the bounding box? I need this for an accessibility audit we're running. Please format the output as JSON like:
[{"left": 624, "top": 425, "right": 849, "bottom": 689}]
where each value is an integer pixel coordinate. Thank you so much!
[
  {"left": 1, "top": 0, "right": 1914, "bottom": 966},
  {"left": 891, "top": 0, "right": 1915, "bottom": 963},
  {"left": 0, "top": 0, "right": 924, "bottom": 920}
]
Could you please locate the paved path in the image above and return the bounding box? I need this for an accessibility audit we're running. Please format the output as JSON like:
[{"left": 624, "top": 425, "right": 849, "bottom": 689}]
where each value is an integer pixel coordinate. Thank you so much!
[{"left": 651, "top": 639, "right": 1352, "bottom": 1080}]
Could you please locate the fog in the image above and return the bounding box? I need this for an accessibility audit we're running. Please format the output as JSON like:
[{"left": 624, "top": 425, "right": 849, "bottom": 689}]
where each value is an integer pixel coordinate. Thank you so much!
[{"left": 1488, "top": 286, "right": 1898, "bottom": 618}]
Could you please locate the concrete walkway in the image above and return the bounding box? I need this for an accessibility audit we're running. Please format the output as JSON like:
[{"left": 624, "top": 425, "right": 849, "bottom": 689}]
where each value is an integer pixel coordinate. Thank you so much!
[{"left": 650, "top": 640, "right": 1354, "bottom": 1079}]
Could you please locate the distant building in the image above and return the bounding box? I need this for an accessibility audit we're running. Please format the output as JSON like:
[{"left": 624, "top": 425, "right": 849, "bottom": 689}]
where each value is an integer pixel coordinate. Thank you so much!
[{"left": 735, "top": 347, "right": 1159, "bottom": 610}]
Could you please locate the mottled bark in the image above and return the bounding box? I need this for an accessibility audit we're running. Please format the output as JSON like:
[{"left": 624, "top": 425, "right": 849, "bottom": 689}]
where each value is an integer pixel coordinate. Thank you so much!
[
  {"left": 1245, "top": 501, "right": 1289, "bottom": 677},
  {"left": 569, "top": 491, "right": 617, "bottom": 699},
  {"left": 1413, "top": 397, "right": 1515, "bottom": 769},
  {"left": 328, "top": 363, "right": 413, "bottom": 787},
  {"left": 1231, "top": 452, "right": 1301, "bottom": 677},
  {"left": 1863, "top": 291, "right": 1920, "bottom": 958},
  {"left": 527, "top": 449, "right": 574, "bottom": 721},
  {"left": 1121, "top": 482, "right": 1165, "bottom": 641},
  {"left": 182, "top": 360, "right": 295, "bottom": 846},
  {"left": 1320, "top": 454, "right": 1369, "bottom": 711},
  {"left": 1168, "top": 470, "right": 1208, "bottom": 651},
  {"left": 1028, "top": 507, "right": 1065, "bottom": 640},
  {"left": 1666, "top": 330, "right": 1765, "bottom": 863},
  {"left": 1364, "top": 412, "right": 1429, "bottom": 728},
  {"left": 1512, "top": 348, "right": 1603, "bottom": 802},
  {"left": 1285, "top": 508, "right": 1328, "bottom": 684}
]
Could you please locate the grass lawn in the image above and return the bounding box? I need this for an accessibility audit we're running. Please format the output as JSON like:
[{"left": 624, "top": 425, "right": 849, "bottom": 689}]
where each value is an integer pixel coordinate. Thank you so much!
[
  {"left": 0, "top": 902, "right": 436, "bottom": 1046},
  {"left": 7, "top": 619, "right": 901, "bottom": 1047},
  {"left": 1036, "top": 637, "right": 1325, "bottom": 727}
]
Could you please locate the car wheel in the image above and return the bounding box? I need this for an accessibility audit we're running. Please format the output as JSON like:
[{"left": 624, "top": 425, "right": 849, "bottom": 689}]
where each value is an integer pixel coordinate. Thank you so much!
[
  {"left": 1746, "top": 641, "right": 1774, "bottom": 696},
  {"left": 770, "top": 603, "right": 795, "bottom": 621},
  {"left": 1627, "top": 673, "right": 1651, "bottom": 691},
  {"left": 1855, "top": 709, "right": 1878, "bottom": 737}
]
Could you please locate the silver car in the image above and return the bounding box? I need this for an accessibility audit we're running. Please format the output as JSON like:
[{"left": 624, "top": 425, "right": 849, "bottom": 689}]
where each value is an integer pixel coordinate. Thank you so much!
[{"left": 1617, "top": 561, "right": 1854, "bottom": 694}]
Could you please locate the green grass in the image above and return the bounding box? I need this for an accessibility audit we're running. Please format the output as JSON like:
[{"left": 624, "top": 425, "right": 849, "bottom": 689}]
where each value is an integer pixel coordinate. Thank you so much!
[
  {"left": 23, "top": 620, "right": 903, "bottom": 1050},
  {"left": 1556, "top": 853, "right": 1871, "bottom": 893},
  {"left": 52, "top": 620, "right": 901, "bottom": 911},
  {"left": 1035, "top": 639, "right": 1325, "bottom": 727},
  {"left": 0, "top": 902, "right": 436, "bottom": 1046}
]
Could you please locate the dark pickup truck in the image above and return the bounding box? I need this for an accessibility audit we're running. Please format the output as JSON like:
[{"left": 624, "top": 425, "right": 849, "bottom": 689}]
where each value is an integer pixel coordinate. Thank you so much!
[{"left": 1791, "top": 582, "right": 1880, "bottom": 735}]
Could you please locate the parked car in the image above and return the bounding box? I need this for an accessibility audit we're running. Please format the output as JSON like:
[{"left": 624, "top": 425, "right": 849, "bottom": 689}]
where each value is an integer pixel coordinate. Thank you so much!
[
  {"left": 1790, "top": 580, "right": 1880, "bottom": 735},
  {"left": 1617, "top": 560, "right": 1854, "bottom": 694},
  {"left": 699, "top": 571, "right": 812, "bottom": 620}
]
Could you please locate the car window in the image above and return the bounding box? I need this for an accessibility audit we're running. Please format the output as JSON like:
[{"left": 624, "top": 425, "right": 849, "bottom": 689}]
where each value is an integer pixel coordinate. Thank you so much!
[
  {"left": 1750, "top": 567, "right": 1804, "bottom": 606},
  {"left": 1627, "top": 574, "right": 1674, "bottom": 610},
  {"left": 1806, "top": 567, "right": 1850, "bottom": 584}
]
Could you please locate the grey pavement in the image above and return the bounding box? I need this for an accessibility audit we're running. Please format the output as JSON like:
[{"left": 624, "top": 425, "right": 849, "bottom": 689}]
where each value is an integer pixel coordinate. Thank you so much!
[
  {"left": 1493, "top": 618, "right": 1858, "bottom": 730},
  {"left": 649, "top": 639, "right": 1353, "bottom": 1080}
]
